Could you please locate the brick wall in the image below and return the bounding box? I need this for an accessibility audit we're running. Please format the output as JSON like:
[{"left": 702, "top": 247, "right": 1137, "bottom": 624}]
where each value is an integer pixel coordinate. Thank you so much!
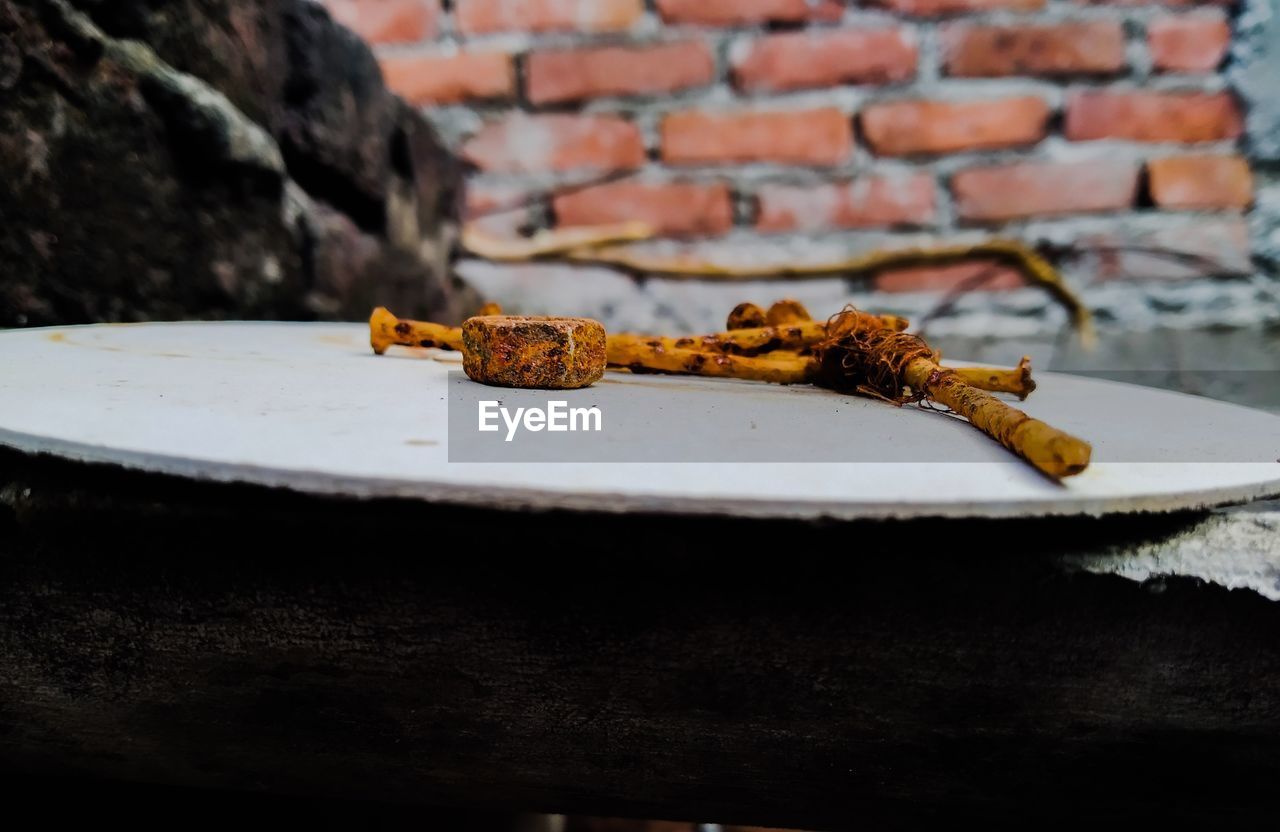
[{"left": 321, "top": 0, "right": 1279, "bottom": 336}]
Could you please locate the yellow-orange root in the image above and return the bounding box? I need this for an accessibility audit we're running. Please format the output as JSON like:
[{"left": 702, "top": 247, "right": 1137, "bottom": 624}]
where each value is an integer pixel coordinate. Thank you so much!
[
  {"left": 905, "top": 358, "right": 1089, "bottom": 478},
  {"left": 951, "top": 357, "right": 1036, "bottom": 401},
  {"left": 815, "top": 323, "right": 1085, "bottom": 477},
  {"left": 370, "top": 307, "right": 463, "bottom": 355},
  {"left": 606, "top": 340, "right": 813, "bottom": 385},
  {"left": 726, "top": 302, "right": 766, "bottom": 330},
  {"left": 372, "top": 309, "right": 1037, "bottom": 398},
  {"left": 611, "top": 308, "right": 908, "bottom": 358},
  {"left": 765, "top": 299, "right": 812, "bottom": 325},
  {"left": 563, "top": 239, "right": 1094, "bottom": 347},
  {"left": 461, "top": 221, "right": 654, "bottom": 261}
]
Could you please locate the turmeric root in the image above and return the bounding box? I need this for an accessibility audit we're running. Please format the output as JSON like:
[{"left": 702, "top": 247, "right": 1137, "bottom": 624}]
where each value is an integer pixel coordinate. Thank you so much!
[
  {"left": 370, "top": 309, "right": 1042, "bottom": 399},
  {"left": 765, "top": 299, "right": 812, "bottom": 325},
  {"left": 563, "top": 239, "right": 1093, "bottom": 346},
  {"left": 370, "top": 306, "right": 907, "bottom": 361},
  {"left": 816, "top": 326, "right": 1088, "bottom": 478},
  {"left": 726, "top": 302, "right": 766, "bottom": 330},
  {"left": 951, "top": 357, "right": 1036, "bottom": 401},
  {"left": 609, "top": 340, "right": 1037, "bottom": 398},
  {"left": 370, "top": 307, "right": 464, "bottom": 355},
  {"left": 606, "top": 339, "right": 812, "bottom": 385}
]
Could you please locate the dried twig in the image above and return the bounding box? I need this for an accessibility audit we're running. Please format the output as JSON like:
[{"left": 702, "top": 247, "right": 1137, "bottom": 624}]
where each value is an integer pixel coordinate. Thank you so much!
[{"left": 461, "top": 221, "right": 654, "bottom": 261}]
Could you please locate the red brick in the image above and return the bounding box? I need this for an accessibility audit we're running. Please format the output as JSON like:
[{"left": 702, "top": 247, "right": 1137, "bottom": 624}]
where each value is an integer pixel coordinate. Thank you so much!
[
  {"left": 1073, "top": 0, "right": 1229, "bottom": 7},
  {"left": 662, "top": 109, "right": 853, "bottom": 167},
  {"left": 868, "top": 0, "right": 1045, "bottom": 15},
  {"left": 952, "top": 160, "right": 1140, "bottom": 222},
  {"left": 1149, "top": 15, "right": 1231, "bottom": 73},
  {"left": 380, "top": 51, "right": 513, "bottom": 105},
  {"left": 553, "top": 181, "right": 734, "bottom": 236},
  {"left": 733, "top": 29, "right": 917, "bottom": 93},
  {"left": 527, "top": 41, "right": 714, "bottom": 105},
  {"left": 323, "top": 0, "right": 438, "bottom": 45},
  {"left": 756, "top": 175, "right": 936, "bottom": 232},
  {"left": 456, "top": 0, "right": 642, "bottom": 35},
  {"left": 943, "top": 22, "right": 1126, "bottom": 77},
  {"left": 655, "top": 0, "right": 843, "bottom": 26},
  {"left": 861, "top": 97, "right": 1049, "bottom": 157},
  {"left": 1066, "top": 91, "right": 1243, "bottom": 143},
  {"left": 1147, "top": 155, "right": 1253, "bottom": 209},
  {"left": 462, "top": 114, "right": 645, "bottom": 173},
  {"left": 875, "top": 261, "right": 1025, "bottom": 293},
  {"left": 1084, "top": 218, "right": 1251, "bottom": 281}
]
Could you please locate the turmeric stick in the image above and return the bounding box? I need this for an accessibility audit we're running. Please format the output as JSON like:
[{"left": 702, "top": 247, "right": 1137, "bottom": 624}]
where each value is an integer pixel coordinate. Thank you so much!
[
  {"left": 606, "top": 339, "right": 811, "bottom": 385},
  {"left": 370, "top": 307, "right": 463, "bottom": 355},
  {"left": 370, "top": 308, "right": 1041, "bottom": 398},
  {"left": 726, "top": 302, "right": 767, "bottom": 330},
  {"left": 815, "top": 325, "right": 1088, "bottom": 478},
  {"left": 765, "top": 299, "right": 812, "bottom": 325},
  {"left": 951, "top": 357, "right": 1036, "bottom": 401}
]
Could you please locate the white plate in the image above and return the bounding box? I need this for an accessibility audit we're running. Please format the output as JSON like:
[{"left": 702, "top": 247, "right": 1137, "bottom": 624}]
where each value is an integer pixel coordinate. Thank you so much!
[{"left": 1, "top": 321, "right": 1278, "bottom": 519}]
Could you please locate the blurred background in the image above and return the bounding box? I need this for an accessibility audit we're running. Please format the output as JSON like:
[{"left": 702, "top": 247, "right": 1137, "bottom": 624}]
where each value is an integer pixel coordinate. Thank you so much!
[
  {"left": 6, "top": 0, "right": 1277, "bottom": 405},
  {"left": 336, "top": 0, "right": 1278, "bottom": 344}
]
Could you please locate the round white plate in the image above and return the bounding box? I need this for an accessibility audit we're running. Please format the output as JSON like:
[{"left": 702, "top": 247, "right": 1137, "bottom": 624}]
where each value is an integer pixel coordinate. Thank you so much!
[{"left": 1, "top": 322, "right": 1278, "bottom": 519}]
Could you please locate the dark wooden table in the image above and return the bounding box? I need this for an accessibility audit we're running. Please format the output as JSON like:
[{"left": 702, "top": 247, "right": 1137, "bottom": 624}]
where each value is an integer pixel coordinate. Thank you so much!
[{"left": 2, "top": 447, "right": 1279, "bottom": 827}]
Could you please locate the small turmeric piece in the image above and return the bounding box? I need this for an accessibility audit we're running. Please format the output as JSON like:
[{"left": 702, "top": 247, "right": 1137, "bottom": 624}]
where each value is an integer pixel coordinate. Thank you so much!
[
  {"left": 951, "top": 357, "right": 1036, "bottom": 401},
  {"left": 370, "top": 306, "right": 463, "bottom": 355},
  {"left": 765, "top": 299, "right": 812, "bottom": 325},
  {"left": 726, "top": 302, "right": 767, "bottom": 330},
  {"left": 463, "top": 315, "right": 607, "bottom": 389}
]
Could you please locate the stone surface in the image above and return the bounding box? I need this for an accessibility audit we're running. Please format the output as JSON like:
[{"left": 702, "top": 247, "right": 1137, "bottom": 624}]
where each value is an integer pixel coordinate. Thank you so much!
[{"left": 1, "top": 0, "right": 472, "bottom": 328}]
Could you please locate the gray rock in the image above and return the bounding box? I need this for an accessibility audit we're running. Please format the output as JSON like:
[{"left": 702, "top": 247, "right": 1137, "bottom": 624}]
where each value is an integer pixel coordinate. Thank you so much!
[{"left": 1, "top": 0, "right": 472, "bottom": 328}]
